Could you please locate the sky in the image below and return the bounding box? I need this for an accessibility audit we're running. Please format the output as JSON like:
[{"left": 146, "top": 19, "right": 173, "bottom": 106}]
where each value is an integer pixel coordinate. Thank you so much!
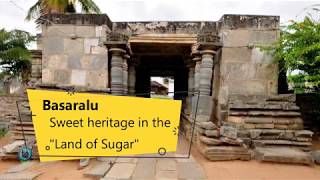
[{"left": 0, "top": 0, "right": 319, "bottom": 36}]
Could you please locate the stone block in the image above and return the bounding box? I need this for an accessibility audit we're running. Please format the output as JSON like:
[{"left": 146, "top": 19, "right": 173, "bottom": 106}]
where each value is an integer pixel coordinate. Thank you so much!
[
  {"left": 84, "top": 38, "right": 99, "bottom": 54},
  {"left": 220, "top": 126, "right": 238, "bottom": 139},
  {"left": 68, "top": 54, "right": 82, "bottom": 69},
  {"left": 222, "top": 29, "right": 250, "bottom": 47},
  {"left": 255, "top": 147, "right": 313, "bottom": 165},
  {"left": 197, "top": 121, "right": 217, "bottom": 130},
  {"left": 221, "top": 47, "right": 251, "bottom": 62},
  {"left": 177, "top": 162, "right": 206, "bottom": 179},
  {"left": 221, "top": 63, "right": 256, "bottom": 80},
  {"left": 84, "top": 162, "right": 111, "bottom": 178},
  {"left": 251, "top": 48, "right": 273, "bottom": 64},
  {"left": 156, "top": 159, "right": 176, "bottom": 171},
  {"left": 46, "top": 25, "right": 75, "bottom": 37},
  {"left": 80, "top": 55, "right": 108, "bottom": 70},
  {"left": 156, "top": 170, "right": 177, "bottom": 179},
  {"left": 199, "top": 135, "right": 222, "bottom": 145},
  {"left": 86, "top": 70, "right": 108, "bottom": 88},
  {"left": 64, "top": 38, "right": 84, "bottom": 55},
  {"left": 205, "top": 129, "right": 219, "bottom": 137},
  {"left": 255, "top": 63, "right": 277, "bottom": 80},
  {"left": 70, "top": 70, "right": 86, "bottom": 86},
  {"left": 227, "top": 80, "right": 267, "bottom": 95},
  {"left": 43, "top": 37, "right": 64, "bottom": 55},
  {"left": 47, "top": 55, "right": 68, "bottom": 69},
  {"left": 132, "top": 159, "right": 156, "bottom": 179},
  {"left": 75, "top": 26, "right": 96, "bottom": 37},
  {"left": 250, "top": 30, "right": 279, "bottom": 45},
  {"left": 41, "top": 69, "right": 55, "bottom": 83},
  {"left": 104, "top": 163, "right": 136, "bottom": 179},
  {"left": 91, "top": 46, "right": 108, "bottom": 55},
  {"left": 53, "top": 69, "right": 71, "bottom": 84}
]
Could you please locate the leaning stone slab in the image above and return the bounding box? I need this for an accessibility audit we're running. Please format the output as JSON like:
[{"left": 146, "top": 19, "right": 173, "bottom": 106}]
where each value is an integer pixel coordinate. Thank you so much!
[
  {"left": 104, "top": 163, "right": 136, "bottom": 179},
  {"left": 84, "top": 162, "right": 111, "bottom": 178},
  {"left": 255, "top": 147, "right": 313, "bottom": 165},
  {"left": 0, "top": 171, "right": 42, "bottom": 180},
  {"left": 177, "top": 162, "right": 206, "bottom": 179},
  {"left": 6, "top": 161, "right": 36, "bottom": 173}
]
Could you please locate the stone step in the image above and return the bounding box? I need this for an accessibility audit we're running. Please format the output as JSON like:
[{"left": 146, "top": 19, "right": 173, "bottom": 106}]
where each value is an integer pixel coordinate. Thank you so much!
[
  {"left": 229, "top": 110, "right": 301, "bottom": 117},
  {"left": 229, "top": 102, "right": 300, "bottom": 111},
  {"left": 252, "top": 140, "right": 312, "bottom": 147},
  {"left": 255, "top": 147, "right": 313, "bottom": 165}
]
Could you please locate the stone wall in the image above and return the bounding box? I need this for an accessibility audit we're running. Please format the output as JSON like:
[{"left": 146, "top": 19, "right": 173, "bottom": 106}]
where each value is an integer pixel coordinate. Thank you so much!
[
  {"left": 213, "top": 15, "right": 280, "bottom": 123},
  {"left": 40, "top": 15, "right": 111, "bottom": 90},
  {"left": 0, "top": 95, "right": 26, "bottom": 130}
]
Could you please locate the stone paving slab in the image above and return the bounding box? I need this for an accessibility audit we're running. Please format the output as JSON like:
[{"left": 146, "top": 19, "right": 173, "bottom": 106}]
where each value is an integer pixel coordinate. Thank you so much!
[
  {"left": 177, "top": 162, "right": 206, "bottom": 179},
  {"left": 84, "top": 162, "right": 111, "bottom": 178},
  {"left": 255, "top": 147, "right": 313, "bottom": 165},
  {"left": 6, "top": 161, "right": 36, "bottom": 173},
  {"left": 0, "top": 171, "right": 42, "bottom": 180},
  {"left": 132, "top": 159, "right": 156, "bottom": 179},
  {"left": 104, "top": 163, "right": 136, "bottom": 180},
  {"left": 156, "top": 159, "right": 176, "bottom": 171}
]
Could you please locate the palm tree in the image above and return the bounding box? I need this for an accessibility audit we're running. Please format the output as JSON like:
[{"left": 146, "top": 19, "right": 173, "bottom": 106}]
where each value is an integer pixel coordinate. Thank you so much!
[{"left": 26, "top": 0, "right": 101, "bottom": 20}]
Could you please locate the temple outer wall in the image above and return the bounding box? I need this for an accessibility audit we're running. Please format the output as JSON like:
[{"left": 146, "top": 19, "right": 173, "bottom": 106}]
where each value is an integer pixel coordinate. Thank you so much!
[
  {"left": 39, "top": 14, "right": 112, "bottom": 90},
  {"left": 213, "top": 15, "right": 280, "bottom": 123}
]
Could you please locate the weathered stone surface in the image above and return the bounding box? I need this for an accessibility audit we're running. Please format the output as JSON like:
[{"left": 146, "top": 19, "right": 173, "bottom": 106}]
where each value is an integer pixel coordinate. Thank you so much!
[
  {"left": 221, "top": 63, "right": 256, "bottom": 80},
  {"left": 86, "top": 70, "right": 107, "bottom": 88},
  {"left": 96, "top": 157, "right": 116, "bottom": 163},
  {"left": 199, "top": 135, "right": 222, "bottom": 145},
  {"left": 53, "top": 69, "right": 71, "bottom": 84},
  {"left": 46, "top": 25, "right": 75, "bottom": 37},
  {"left": 156, "top": 159, "right": 176, "bottom": 171},
  {"left": 70, "top": 70, "right": 86, "bottom": 86},
  {"left": 6, "top": 161, "right": 36, "bottom": 173},
  {"left": 220, "top": 126, "right": 238, "bottom": 139},
  {"left": 221, "top": 47, "right": 251, "bottom": 62},
  {"left": 197, "top": 121, "right": 217, "bottom": 130},
  {"left": 255, "top": 147, "right": 313, "bottom": 165},
  {"left": 252, "top": 140, "right": 312, "bottom": 147},
  {"left": 104, "top": 163, "right": 136, "bottom": 179},
  {"left": 115, "top": 158, "right": 138, "bottom": 163},
  {"left": 200, "top": 145, "right": 251, "bottom": 161},
  {"left": 156, "top": 170, "right": 177, "bottom": 179},
  {"left": 205, "top": 129, "right": 219, "bottom": 137},
  {"left": 250, "top": 30, "right": 279, "bottom": 45},
  {"left": 47, "top": 55, "right": 68, "bottom": 69},
  {"left": 132, "top": 159, "right": 156, "bottom": 179},
  {"left": 84, "top": 162, "right": 111, "bottom": 177},
  {"left": 177, "top": 162, "right": 206, "bottom": 179},
  {"left": 43, "top": 37, "right": 64, "bottom": 55},
  {"left": 84, "top": 38, "right": 99, "bottom": 54},
  {"left": 221, "top": 29, "right": 250, "bottom": 47},
  {"left": 75, "top": 26, "right": 96, "bottom": 37},
  {"left": 64, "top": 38, "right": 84, "bottom": 55},
  {"left": 312, "top": 150, "right": 320, "bottom": 165},
  {"left": 251, "top": 47, "right": 273, "bottom": 64},
  {"left": 0, "top": 171, "right": 42, "bottom": 180}
]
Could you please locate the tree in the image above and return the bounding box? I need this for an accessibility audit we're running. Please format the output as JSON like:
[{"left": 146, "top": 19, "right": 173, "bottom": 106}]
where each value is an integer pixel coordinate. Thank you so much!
[
  {"left": 271, "top": 16, "right": 320, "bottom": 93},
  {"left": 0, "top": 29, "right": 34, "bottom": 84},
  {"left": 26, "top": 0, "right": 101, "bottom": 20}
]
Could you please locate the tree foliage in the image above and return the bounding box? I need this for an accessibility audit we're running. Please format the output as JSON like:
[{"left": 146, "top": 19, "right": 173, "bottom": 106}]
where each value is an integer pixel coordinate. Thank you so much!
[
  {"left": 26, "top": 0, "right": 101, "bottom": 20},
  {"left": 0, "top": 29, "right": 34, "bottom": 83},
  {"left": 271, "top": 16, "right": 320, "bottom": 93}
]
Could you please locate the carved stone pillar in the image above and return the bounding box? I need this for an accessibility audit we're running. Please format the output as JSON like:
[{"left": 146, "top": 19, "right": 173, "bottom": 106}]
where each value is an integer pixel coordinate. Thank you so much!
[
  {"left": 128, "top": 62, "right": 136, "bottom": 96},
  {"left": 188, "top": 65, "right": 195, "bottom": 96},
  {"left": 199, "top": 50, "right": 215, "bottom": 96},
  {"left": 193, "top": 57, "right": 201, "bottom": 93},
  {"left": 123, "top": 54, "right": 129, "bottom": 95},
  {"left": 110, "top": 48, "right": 126, "bottom": 95}
]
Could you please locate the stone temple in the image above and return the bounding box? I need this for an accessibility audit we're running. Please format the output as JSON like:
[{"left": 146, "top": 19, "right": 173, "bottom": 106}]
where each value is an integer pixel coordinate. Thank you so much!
[{"left": 29, "top": 13, "right": 313, "bottom": 163}]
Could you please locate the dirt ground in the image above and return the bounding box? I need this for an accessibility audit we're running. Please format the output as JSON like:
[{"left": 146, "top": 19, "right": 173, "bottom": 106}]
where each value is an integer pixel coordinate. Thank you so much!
[{"left": 1, "top": 135, "right": 320, "bottom": 180}]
